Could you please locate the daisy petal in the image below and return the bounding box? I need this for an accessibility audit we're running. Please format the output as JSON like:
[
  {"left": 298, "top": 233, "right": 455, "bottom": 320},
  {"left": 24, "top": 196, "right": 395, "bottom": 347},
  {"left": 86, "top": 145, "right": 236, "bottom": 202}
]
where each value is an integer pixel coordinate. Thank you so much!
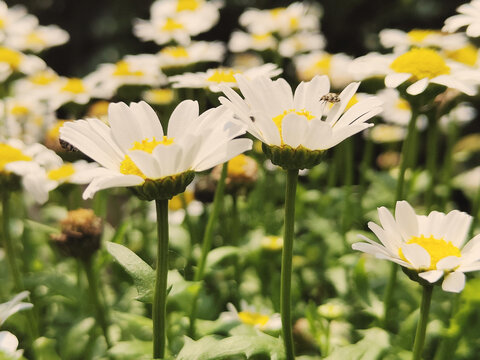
[
  {"left": 401, "top": 243, "right": 430, "bottom": 269},
  {"left": 442, "top": 271, "right": 465, "bottom": 293},
  {"left": 419, "top": 270, "right": 444, "bottom": 283}
]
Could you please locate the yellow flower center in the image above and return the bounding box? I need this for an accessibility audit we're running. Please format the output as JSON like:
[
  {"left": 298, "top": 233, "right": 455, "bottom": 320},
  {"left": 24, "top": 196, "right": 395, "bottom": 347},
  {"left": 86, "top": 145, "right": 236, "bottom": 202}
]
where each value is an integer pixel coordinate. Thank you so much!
[
  {"left": 61, "top": 78, "right": 86, "bottom": 94},
  {"left": 30, "top": 71, "right": 58, "bottom": 85},
  {"left": 289, "top": 16, "right": 299, "bottom": 30},
  {"left": 0, "top": 47, "right": 21, "bottom": 69},
  {"left": 399, "top": 235, "right": 461, "bottom": 271},
  {"left": 207, "top": 69, "right": 238, "bottom": 83},
  {"left": 0, "top": 19, "right": 4, "bottom": 29},
  {"left": 227, "top": 154, "right": 248, "bottom": 176},
  {"left": 26, "top": 32, "right": 46, "bottom": 46},
  {"left": 252, "top": 33, "right": 271, "bottom": 43},
  {"left": 169, "top": 191, "right": 194, "bottom": 211},
  {"left": 47, "top": 120, "right": 68, "bottom": 141},
  {"left": 407, "top": 29, "right": 437, "bottom": 43},
  {"left": 445, "top": 45, "right": 478, "bottom": 66},
  {"left": 395, "top": 98, "right": 411, "bottom": 111},
  {"left": 119, "top": 137, "right": 174, "bottom": 179},
  {"left": 144, "top": 89, "right": 175, "bottom": 105},
  {"left": 161, "top": 46, "right": 189, "bottom": 58},
  {"left": 176, "top": 0, "right": 200, "bottom": 11},
  {"left": 269, "top": 8, "right": 284, "bottom": 17},
  {"left": 390, "top": 48, "right": 450, "bottom": 80},
  {"left": 272, "top": 109, "right": 315, "bottom": 143},
  {"left": 238, "top": 311, "right": 270, "bottom": 327},
  {"left": 162, "top": 18, "right": 184, "bottom": 31},
  {"left": 113, "top": 61, "right": 144, "bottom": 77},
  {"left": 0, "top": 143, "right": 32, "bottom": 171},
  {"left": 303, "top": 54, "right": 332, "bottom": 80},
  {"left": 261, "top": 235, "right": 283, "bottom": 251},
  {"left": 47, "top": 163, "right": 75, "bottom": 181},
  {"left": 10, "top": 104, "right": 29, "bottom": 116}
]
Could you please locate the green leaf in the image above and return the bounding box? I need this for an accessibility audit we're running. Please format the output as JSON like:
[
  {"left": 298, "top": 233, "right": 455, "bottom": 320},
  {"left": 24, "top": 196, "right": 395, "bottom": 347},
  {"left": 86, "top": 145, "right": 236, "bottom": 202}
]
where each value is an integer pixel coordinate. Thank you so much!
[
  {"left": 205, "top": 246, "right": 241, "bottom": 270},
  {"left": 325, "top": 328, "right": 390, "bottom": 360},
  {"left": 61, "top": 317, "right": 96, "bottom": 360},
  {"left": 176, "top": 332, "right": 285, "bottom": 360},
  {"left": 24, "top": 219, "right": 60, "bottom": 234},
  {"left": 107, "top": 340, "right": 153, "bottom": 360},
  {"left": 106, "top": 242, "right": 155, "bottom": 302},
  {"left": 113, "top": 311, "right": 152, "bottom": 341},
  {"left": 33, "top": 337, "right": 61, "bottom": 360}
]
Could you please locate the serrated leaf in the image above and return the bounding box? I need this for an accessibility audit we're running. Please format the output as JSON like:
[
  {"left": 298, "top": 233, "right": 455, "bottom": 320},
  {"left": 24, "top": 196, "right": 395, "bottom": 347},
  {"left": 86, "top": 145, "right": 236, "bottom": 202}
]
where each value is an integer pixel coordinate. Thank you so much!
[
  {"left": 176, "top": 332, "right": 285, "bottom": 360},
  {"left": 205, "top": 246, "right": 241, "bottom": 270}
]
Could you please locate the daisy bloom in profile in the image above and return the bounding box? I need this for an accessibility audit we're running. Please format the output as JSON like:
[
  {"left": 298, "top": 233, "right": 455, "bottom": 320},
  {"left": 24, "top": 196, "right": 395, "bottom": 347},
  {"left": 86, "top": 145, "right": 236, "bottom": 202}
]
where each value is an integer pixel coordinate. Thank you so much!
[
  {"left": 443, "top": 0, "right": 480, "bottom": 37},
  {"left": 278, "top": 32, "right": 326, "bottom": 58},
  {"left": 158, "top": 41, "right": 225, "bottom": 68},
  {"left": 0, "top": 46, "right": 45, "bottom": 81},
  {"left": 143, "top": 88, "right": 176, "bottom": 106},
  {"left": 228, "top": 31, "right": 277, "bottom": 53},
  {"left": 379, "top": 28, "right": 467, "bottom": 52},
  {"left": 0, "top": 1, "right": 37, "bottom": 41},
  {"left": 220, "top": 302, "right": 281, "bottom": 331},
  {"left": 12, "top": 68, "right": 60, "bottom": 101},
  {"left": 5, "top": 23, "right": 69, "bottom": 53},
  {"left": 169, "top": 63, "right": 282, "bottom": 92},
  {"left": 60, "top": 100, "right": 252, "bottom": 200},
  {"left": 49, "top": 75, "right": 100, "bottom": 110},
  {"left": 353, "top": 201, "right": 480, "bottom": 293},
  {"left": 219, "top": 74, "right": 382, "bottom": 169}
]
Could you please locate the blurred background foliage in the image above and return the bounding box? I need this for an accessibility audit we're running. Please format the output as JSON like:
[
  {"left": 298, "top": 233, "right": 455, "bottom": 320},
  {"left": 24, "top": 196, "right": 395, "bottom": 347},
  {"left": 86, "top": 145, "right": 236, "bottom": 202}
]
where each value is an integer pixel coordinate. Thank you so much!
[{"left": 8, "top": 0, "right": 467, "bottom": 77}]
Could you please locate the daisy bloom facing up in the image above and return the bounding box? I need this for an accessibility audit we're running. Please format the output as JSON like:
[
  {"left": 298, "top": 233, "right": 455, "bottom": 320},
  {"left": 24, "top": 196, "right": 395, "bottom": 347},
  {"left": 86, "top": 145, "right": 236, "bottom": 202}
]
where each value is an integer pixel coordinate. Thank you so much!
[
  {"left": 60, "top": 100, "right": 252, "bottom": 200},
  {"left": 219, "top": 74, "right": 382, "bottom": 169},
  {"left": 158, "top": 41, "right": 225, "bottom": 68},
  {"left": 220, "top": 302, "right": 281, "bottom": 331},
  {"left": 169, "top": 63, "right": 282, "bottom": 92},
  {"left": 228, "top": 31, "right": 277, "bottom": 53},
  {"left": 443, "top": 0, "right": 480, "bottom": 37},
  {"left": 0, "top": 46, "right": 45, "bottom": 81},
  {"left": 5, "top": 23, "right": 69, "bottom": 53},
  {"left": 352, "top": 201, "right": 480, "bottom": 293}
]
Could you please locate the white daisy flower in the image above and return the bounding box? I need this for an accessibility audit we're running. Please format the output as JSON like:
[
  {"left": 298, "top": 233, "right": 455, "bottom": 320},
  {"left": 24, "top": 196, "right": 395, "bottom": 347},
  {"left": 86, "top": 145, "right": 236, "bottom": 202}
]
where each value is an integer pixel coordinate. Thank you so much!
[
  {"left": 23, "top": 160, "right": 99, "bottom": 204},
  {"left": 352, "top": 201, "right": 480, "bottom": 293},
  {"left": 59, "top": 100, "right": 252, "bottom": 199},
  {"left": 0, "top": 46, "right": 45, "bottom": 81},
  {"left": 278, "top": 32, "right": 326, "bottom": 58},
  {"left": 142, "top": 88, "right": 176, "bottom": 106},
  {"left": 366, "top": 124, "right": 407, "bottom": 143},
  {"left": 150, "top": 0, "right": 222, "bottom": 26},
  {"left": 443, "top": 43, "right": 480, "bottom": 67},
  {"left": 168, "top": 63, "right": 282, "bottom": 92},
  {"left": 48, "top": 75, "right": 100, "bottom": 110},
  {"left": 0, "top": 331, "right": 23, "bottom": 359},
  {"left": 220, "top": 301, "right": 281, "bottom": 331},
  {"left": 228, "top": 31, "right": 277, "bottom": 53},
  {"left": 158, "top": 41, "right": 225, "bottom": 68},
  {"left": 453, "top": 166, "right": 480, "bottom": 195},
  {"left": 0, "top": 2, "right": 37, "bottom": 42},
  {"left": 11, "top": 68, "right": 60, "bottom": 102},
  {"left": 0, "top": 291, "right": 32, "bottom": 326},
  {"left": 294, "top": 51, "right": 354, "bottom": 89},
  {"left": 376, "top": 88, "right": 412, "bottom": 126},
  {"left": 439, "top": 102, "right": 476, "bottom": 129},
  {"left": 5, "top": 23, "right": 69, "bottom": 53},
  {"left": 443, "top": 0, "right": 480, "bottom": 37},
  {"left": 219, "top": 75, "right": 382, "bottom": 151}
]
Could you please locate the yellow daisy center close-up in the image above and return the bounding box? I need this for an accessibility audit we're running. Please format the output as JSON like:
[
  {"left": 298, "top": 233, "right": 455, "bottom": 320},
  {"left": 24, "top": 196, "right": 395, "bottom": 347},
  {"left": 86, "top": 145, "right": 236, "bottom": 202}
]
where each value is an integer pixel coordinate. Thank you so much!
[
  {"left": 0, "top": 143, "right": 32, "bottom": 172},
  {"left": 399, "top": 235, "right": 461, "bottom": 271},
  {"left": 0, "top": 47, "right": 21, "bottom": 69},
  {"left": 390, "top": 48, "right": 450, "bottom": 80},
  {"left": 273, "top": 109, "right": 315, "bottom": 143},
  {"left": 176, "top": 0, "right": 200, "bottom": 12},
  {"left": 161, "top": 46, "right": 189, "bottom": 58},
  {"left": 207, "top": 69, "right": 238, "bottom": 83},
  {"left": 407, "top": 29, "right": 438, "bottom": 43},
  {"left": 113, "top": 61, "right": 144, "bottom": 77},
  {"left": 120, "top": 137, "right": 174, "bottom": 179},
  {"left": 238, "top": 311, "right": 270, "bottom": 327},
  {"left": 47, "top": 164, "right": 75, "bottom": 181},
  {"left": 444, "top": 45, "right": 478, "bottom": 66},
  {"left": 162, "top": 18, "right": 184, "bottom": 31},
  {"left": 61, "top": 78, "right": 86, "bottom": 94}
]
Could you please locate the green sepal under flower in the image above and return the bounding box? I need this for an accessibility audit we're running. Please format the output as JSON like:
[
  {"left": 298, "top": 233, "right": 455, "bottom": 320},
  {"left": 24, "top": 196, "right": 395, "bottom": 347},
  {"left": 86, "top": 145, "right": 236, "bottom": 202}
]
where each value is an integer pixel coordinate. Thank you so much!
[
  {"left": 262, "top": 143, "right": 324, "bottom": 170},
  {"left": 129, "top": 170, "right": 195, "bottom": 201}
]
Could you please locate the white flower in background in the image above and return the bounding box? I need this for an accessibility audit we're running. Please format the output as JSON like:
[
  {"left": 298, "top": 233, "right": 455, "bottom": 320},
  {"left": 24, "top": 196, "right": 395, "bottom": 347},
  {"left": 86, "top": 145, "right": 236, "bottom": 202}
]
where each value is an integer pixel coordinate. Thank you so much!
[
  {"left": 5, "top": 23, "right": 69, "bottom": 53},
  {"left": 353, "top": 201, "right": 480, "bottom": 293},
  {"left": 11, "top": 68, "right": 60, "bottom": 101},
  {"left": 0, "top": 138, "right": 61, "bottom": 177},
  {"left": 60, "top": 100, "right": 252, "bottom": 199},
  {"left": 349, "top": 52, "right": 393, "bottom": 81},
  {"left": 379, "top": 29, "right": 468, "bottom": 52},
  {"left": 169, "top": 63, "right": 282, "bottom": 92},
  {"left": 220, "top": 75, "right": 382, "bottom": 151},
  {"left": 150, "top": 0, "right": 222, "bottom": 26},
  {"left": 143, "top": 88, "right": 176, "bottom": 106},
  {"left": 49, "top": 76, "right": 99, "bottom": 110},
  {"left": 0, "top": 291, "right": 32, "bottom": 326},
  {"left": 0, "top": 331, "right": 23, "bottom": 359},
  {"left": 278, "top": 32, "right": 326, "bottom": 58},
  {"left": 158, "top": 41, "right": 225, "bottom": 68},
  {"left": 366, "top": 124, "right": 407, "bottom": 143},
  {"left": 23, "top": 160, "right": 99, "bottom": 204},
  {"left": 376, "top": 88, "right": 412, "bottom": 126},
  {"left": 443, "top": 43, "right": 480, "bottom": 67},
  {"left": 88, "top": 54, "right": 166, "bottom": 98},
  {"left": 220, "top": 302, "right": 281, "bottom": 331},
  {"left": 239, "top": 2, "right": 321, "bottom": 37},
  {"left": 294, "top": 51, "right": 354, "bottom": 89},
  {"left": 228, "top": 31, "right": 277, "bottom": 53},
  {"left": 443, "top": 0, "right": 480, "bottom": 37},
  {"left": 453, "top": 166, "right": 480, "bottom": 195},
  {"left": 440, "top": 102, "right": 476, "bottom": 129},
  {"left": 0, "top": 1, "right": 37, "bottom": 42},
  {"left": 0, "top": 46, "right": 45, "bottom": 81}
]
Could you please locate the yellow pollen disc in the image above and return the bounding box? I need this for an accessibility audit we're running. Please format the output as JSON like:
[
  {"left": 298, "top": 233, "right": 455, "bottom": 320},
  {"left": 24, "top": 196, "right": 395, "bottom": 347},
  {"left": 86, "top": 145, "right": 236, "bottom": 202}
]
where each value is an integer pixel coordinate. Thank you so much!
[
  {"left": 120, "top": 137, "right": 174, "bottom": 178},
  {"left": 304, "top": 54, "right": 332, "bottom": 80},
  {"left": 176, "top": 0, "right": 200, "bottom": 12},
  {"left": 228, "top": 154, "right": 248, "bottom": 176},
  {"left": 445, "top": 45, "right": 478, "bottom": 66},
  {"left": 262, "top": 235, "right": 283, "bottom": 251},
  {"left": 399, "top": 235, "right": 461, "bottom": 271},
  {"left": 207, "top": 69, "right": 238, "bottom": 83},
  {"left": 407, "top": 29, "right": 437, "bottom": 43},
  {"left": 162, "top": 18, "right": 184, "bottom": 31},
  {"left": 0, "top": 143, "right": 32, "bottom": 171},
  {"left": 289, "top": 16, "right": 299, "bottom": 30},
  {"left": 270, "top": 8, "right": 284, "bottom": 17},
  {"left": 113, "top": 61, "right": 144, "bottom": 77},
  {"left": 0, "top": 19, "right": 4, "bottom": 29},
  {"left": 238, "top": 311, "right": 270, "bottom": 327},
  {"left": 10, "top": 104, "right": 29, "bottom": 116},
  {"left": 30, "top": 71, "right": 58, "bottom": 85},
  {"left": 0, "top": 47, "right": 21, "bottom": 69},
  {"left": 144, "top": 88, "right": 175, "bottom": 105},
  {"left": 26, "top": 32, "right": 46, "bottom": 46},
  {"left": 272, "top": 109, "right": 315, "bottom": 143},
  {"left": 161, "top": 46, "right": 189, "bottom": 58},
  {"left": 169, "top": 191, "right": 194, "bottom": 211},
  {"left": 47, "top": 163, "right": 75, "bottom": 181},
  {"left": 252, "top": 33, "right": 271, "bottom": 42},
  {"left": 61, "top": 78, "right": 86, "bottom": 94},
  {"left": 395, "top": 98, "right": 411, "bottom": 111},
  {"left": 47, "top": 120, "right": 68, "bottom": 140},
  {"left": 390, "top": 48, "right": 450, "bottom": 80}
]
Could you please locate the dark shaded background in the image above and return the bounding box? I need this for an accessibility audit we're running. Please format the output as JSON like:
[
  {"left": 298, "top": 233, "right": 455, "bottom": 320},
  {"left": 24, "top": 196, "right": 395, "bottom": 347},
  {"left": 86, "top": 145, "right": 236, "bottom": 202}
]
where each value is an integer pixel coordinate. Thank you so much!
[{"left": 7, "top": 0, "right": 467, "bottom": 76}]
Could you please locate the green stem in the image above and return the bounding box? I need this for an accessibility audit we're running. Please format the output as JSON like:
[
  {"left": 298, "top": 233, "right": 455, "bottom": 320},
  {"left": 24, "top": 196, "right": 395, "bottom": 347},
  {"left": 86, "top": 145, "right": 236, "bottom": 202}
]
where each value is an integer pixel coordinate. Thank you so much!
[
  {"left": 153, "top": 199, "right": 169, "bottom": 359},
  {"left": 471, "top": 185, "right": 480, "bottom": 238},
  {"left": 281, "top": 169, "right": 299, "bottom": 360},
  {"left": 188, "top": 161, "right": 229, "bottom": 337},
  {"left": 82, "top": 257, "right": 111, "bottom": 348},
  {"left": 2, "top": 191, "right": 22, "bottom": 291},
  {"left": 231, "top": 194, "right": 239, "bottom": 246},
  {"left": 342, "top": 139, "right": 354, "bottom": 236},
  {"left": 425, "top": 112, "right": 439, "bottom": 211},
  {"left": 412, "top": 285, "right": 434, "bottom": 360},
  {"left": 440, "top": 122, "right": 458, "bottom": 211},
  {"left": 359, "top": 138, "right": 374, "bottom": 208}
]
